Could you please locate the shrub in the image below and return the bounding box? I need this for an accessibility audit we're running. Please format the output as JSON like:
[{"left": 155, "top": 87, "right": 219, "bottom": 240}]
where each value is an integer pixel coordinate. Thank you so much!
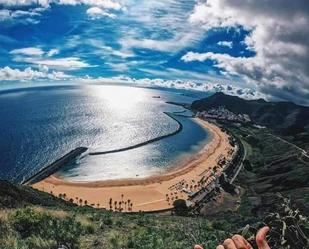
[
  {"left": 24, "top": 236, "right": 56, "bottom": 249},
  {"left": 211, "top": 220, "right": 232, "bottom": 231},
  {"left": 107, "top": 231, "right": 125, "bottom": 249},
  {"left": 10, "top": 207, "right": 48, "bottom": 238},
  {"left": 0, "top": 217, "right": 10, "bottom": 238},
  {"left": 9, "top": 207, "right": 90, "bottom": 249}
]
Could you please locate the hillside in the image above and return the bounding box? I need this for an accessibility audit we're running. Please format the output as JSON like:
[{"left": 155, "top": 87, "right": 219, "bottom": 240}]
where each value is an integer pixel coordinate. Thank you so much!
[
  {"left": 191, "top": 92, "right": 309, "bottom": 133},
  {"left": 0, "top": 180, "right": 236, "bottom": 249},
  {"left": 0, "top": 180, "right": 75, "bottom": 209},
  {"left": 1, "top": 179, "right": 308, "bottom": 249}
]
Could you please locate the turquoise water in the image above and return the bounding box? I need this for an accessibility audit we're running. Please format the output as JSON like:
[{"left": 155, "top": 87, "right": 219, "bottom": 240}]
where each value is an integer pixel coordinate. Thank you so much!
[{"left": 0, "top": 84, "right": 209, "bottom": 182}]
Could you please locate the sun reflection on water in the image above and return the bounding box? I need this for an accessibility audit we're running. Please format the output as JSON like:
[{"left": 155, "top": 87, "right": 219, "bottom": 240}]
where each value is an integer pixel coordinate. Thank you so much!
[{"left": 88, "top": 85, "right": 148, "bottom": 112}]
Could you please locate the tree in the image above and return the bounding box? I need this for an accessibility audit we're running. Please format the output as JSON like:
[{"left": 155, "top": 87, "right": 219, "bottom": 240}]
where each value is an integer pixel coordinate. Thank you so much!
[
  {"left": 114, "top": 201, "right": 117, "bottom": 211},
  {"left": 173, "top": 199, "right": 189, "bottom": 216}
]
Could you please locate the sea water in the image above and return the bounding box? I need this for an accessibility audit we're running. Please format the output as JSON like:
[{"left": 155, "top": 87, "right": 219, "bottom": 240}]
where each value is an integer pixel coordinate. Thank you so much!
[{"left": 0, "top": 84, "right": 209, "bottom": 182}]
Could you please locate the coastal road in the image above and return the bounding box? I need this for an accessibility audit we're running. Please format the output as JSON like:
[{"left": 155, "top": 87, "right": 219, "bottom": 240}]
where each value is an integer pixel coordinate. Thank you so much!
[{"left": 230, "top": 138, "right": 247, "bottom": 184}]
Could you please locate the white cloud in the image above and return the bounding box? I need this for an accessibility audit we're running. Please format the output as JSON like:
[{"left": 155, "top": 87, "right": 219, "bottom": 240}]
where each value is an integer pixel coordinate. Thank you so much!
[
  {"left": 0, "top": 0, "right": 121, "bottom": 9},
  {"left": 20, "top": 57, "right": 91, "bottom": 70},
  {"left": 0, "top": 0, "right": 50, "bottom": 7},
  {"left": 0, "top": 9, "right": 11, "bottom": 21},
  {"left": 10, "top": 47, "right": 91, "bottom": 70},
  {"left": 47, "top": 48, "right": 59, "bottom": 57},
  {"left": 59, "top": 0, "right": 121, "bottom": 10},
  {"left": 217, "top": 41, "right": 233, "bottom": 48},
  {"left": 0, "top": 66, "right": 71, "bottom": 81},
  {"left": 121, "top": 32, "right": 200, "bottom": 53},
  {"left": 106, "top": 62, "right": 129, "bottom": 71},
  {"left": 86, "top": 7, "right": 116, "bottom": 19},
  {"left": 0, "top": 7, "right": 45, "bottom": 24},
  {"left": 182, "top": 52, "right": 259, "bottom": 77},
  {"left": 140, "top": 67, "right": 234, "bottom": 85},
  {"left": 111, "top": 49, "right": 134, "bottom": 58},
  {"left": 184, "top": 0, "right": 309, "bottom": 105},
  {"left": 75, "top": 75, "right": 263, "bottom": 100},
  {"left": 0, "top": 0, "right": 122, "bottom": 23},
  {"left": 10, "top": 47, "right": 44, "bottom": 56},
  {"left": 118, "top": 0, "right": 204, "bottom": 53}
]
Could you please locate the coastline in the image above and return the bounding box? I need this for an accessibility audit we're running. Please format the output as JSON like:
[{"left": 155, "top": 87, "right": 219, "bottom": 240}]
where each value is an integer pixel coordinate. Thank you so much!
[{"left": 32, "top": 118, "right": 235, "bottom": 212}]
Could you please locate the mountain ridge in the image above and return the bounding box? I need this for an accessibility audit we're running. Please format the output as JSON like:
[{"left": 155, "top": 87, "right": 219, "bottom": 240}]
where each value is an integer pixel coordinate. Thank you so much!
[{"left": 191, "top": 92, "right": 309, "bottom": 134}]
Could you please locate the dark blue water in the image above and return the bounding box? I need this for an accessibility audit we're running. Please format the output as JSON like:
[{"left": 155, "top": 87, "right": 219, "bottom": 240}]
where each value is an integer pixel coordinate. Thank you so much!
[{"left": 0, "top": 84, "right": 209, "bottom": 182}]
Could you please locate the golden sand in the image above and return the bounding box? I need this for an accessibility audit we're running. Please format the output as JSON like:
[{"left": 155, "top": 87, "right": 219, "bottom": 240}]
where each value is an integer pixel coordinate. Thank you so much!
[{"left": 32, "top": 119, "right": 234, "bottom": 212}]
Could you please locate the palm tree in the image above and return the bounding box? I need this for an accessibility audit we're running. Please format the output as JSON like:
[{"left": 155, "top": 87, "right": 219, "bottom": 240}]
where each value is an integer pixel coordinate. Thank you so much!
[
  {"left": 114, "top": 201, "right": 117, "bottom": 210},
  {"left": 127, "top": 199, "right": 131, "bottom": 211},
  {"left": 84, "top": 200, "right": 88, "bottom": 205},
  {"left": 79, "top": 198, "right": 83, "bottom": 206}
]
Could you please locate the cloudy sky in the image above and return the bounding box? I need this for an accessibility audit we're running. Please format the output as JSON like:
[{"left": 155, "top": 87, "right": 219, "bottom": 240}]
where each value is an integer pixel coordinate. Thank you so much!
[{"left": 0, "top": 0, "right": 308, "bottom": 104}]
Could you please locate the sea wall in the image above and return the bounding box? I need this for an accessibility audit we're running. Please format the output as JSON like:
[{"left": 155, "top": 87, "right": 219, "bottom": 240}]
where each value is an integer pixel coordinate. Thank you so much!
[
  {"left": 89, "top": 112, "right": 183, "bottom": 156},
  {"left": 22, "top": 147, "right": 88, "bottom": 185},
  {"left": 24, "top": 112, "right": 186, "bottom": 184}
]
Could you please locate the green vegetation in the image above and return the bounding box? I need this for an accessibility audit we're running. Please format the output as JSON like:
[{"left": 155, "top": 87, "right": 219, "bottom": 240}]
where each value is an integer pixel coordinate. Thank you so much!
[
  {"left": 0, "top": 206, "right": 233, "bottom": 249},
  {"left": 228, "top": 125, "right": 309, "bottom": 207},
  {"left": 1, "top": 117, "right": 309, "bottom": 248},
  {"left": 0, "top": 207, "right": 94, "bottom": 249}
]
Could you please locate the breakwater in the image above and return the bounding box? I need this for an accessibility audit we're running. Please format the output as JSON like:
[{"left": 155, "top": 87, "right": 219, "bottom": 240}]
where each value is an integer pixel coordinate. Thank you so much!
[
  {"left": 22, "top": 147, "right": 88, "bottom": 185},
  {"left": 23, "top": 113, "right": 186, "bottom": 183},
  {"left": 89, "top": 112, "right": 183, "bottom": 156}
]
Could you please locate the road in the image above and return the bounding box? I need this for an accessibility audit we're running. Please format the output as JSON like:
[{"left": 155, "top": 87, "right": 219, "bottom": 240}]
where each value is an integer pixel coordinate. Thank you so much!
[
  {"left": 268, "top": 133, "right": 309, "bottom": 159},
  {"left": 230, "top": 138, "right": 247, "bottom": 184}
]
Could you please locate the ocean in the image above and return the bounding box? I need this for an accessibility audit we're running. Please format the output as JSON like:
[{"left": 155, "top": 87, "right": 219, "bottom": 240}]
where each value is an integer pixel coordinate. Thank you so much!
[{"left": 0, "top": 84, "right": 210, "bottom": 182}]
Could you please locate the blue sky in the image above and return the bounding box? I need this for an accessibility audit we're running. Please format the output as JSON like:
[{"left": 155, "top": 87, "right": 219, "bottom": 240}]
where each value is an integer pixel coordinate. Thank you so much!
[{"left": 0, "top": 0, "right": 308, "bottom": 105}]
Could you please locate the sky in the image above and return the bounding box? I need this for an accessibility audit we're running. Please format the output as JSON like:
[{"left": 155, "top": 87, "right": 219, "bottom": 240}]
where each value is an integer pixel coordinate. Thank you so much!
[{"left": 0, "top": 0, "right": 308, "bottom": 105}]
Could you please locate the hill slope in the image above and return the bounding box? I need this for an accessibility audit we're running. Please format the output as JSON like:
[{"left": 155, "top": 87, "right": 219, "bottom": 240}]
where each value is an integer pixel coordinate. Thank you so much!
[
  {"left": 0, "top": 180, "right": 75, "bottom": 209},
  {"left": 191, "top": 92, "right": 309, "bottom": 133}
]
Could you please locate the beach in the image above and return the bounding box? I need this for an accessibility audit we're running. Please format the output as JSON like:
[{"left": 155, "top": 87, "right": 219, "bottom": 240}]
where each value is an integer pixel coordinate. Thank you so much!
[{"left": 32, "top": 119, "right": 235, "bottom": 212}]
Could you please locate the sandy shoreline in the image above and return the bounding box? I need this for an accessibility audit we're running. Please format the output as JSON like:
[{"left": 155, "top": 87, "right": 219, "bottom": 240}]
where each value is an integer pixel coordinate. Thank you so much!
[{"left": 32, "top": 119, "right": 235, "bottom": 212}]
